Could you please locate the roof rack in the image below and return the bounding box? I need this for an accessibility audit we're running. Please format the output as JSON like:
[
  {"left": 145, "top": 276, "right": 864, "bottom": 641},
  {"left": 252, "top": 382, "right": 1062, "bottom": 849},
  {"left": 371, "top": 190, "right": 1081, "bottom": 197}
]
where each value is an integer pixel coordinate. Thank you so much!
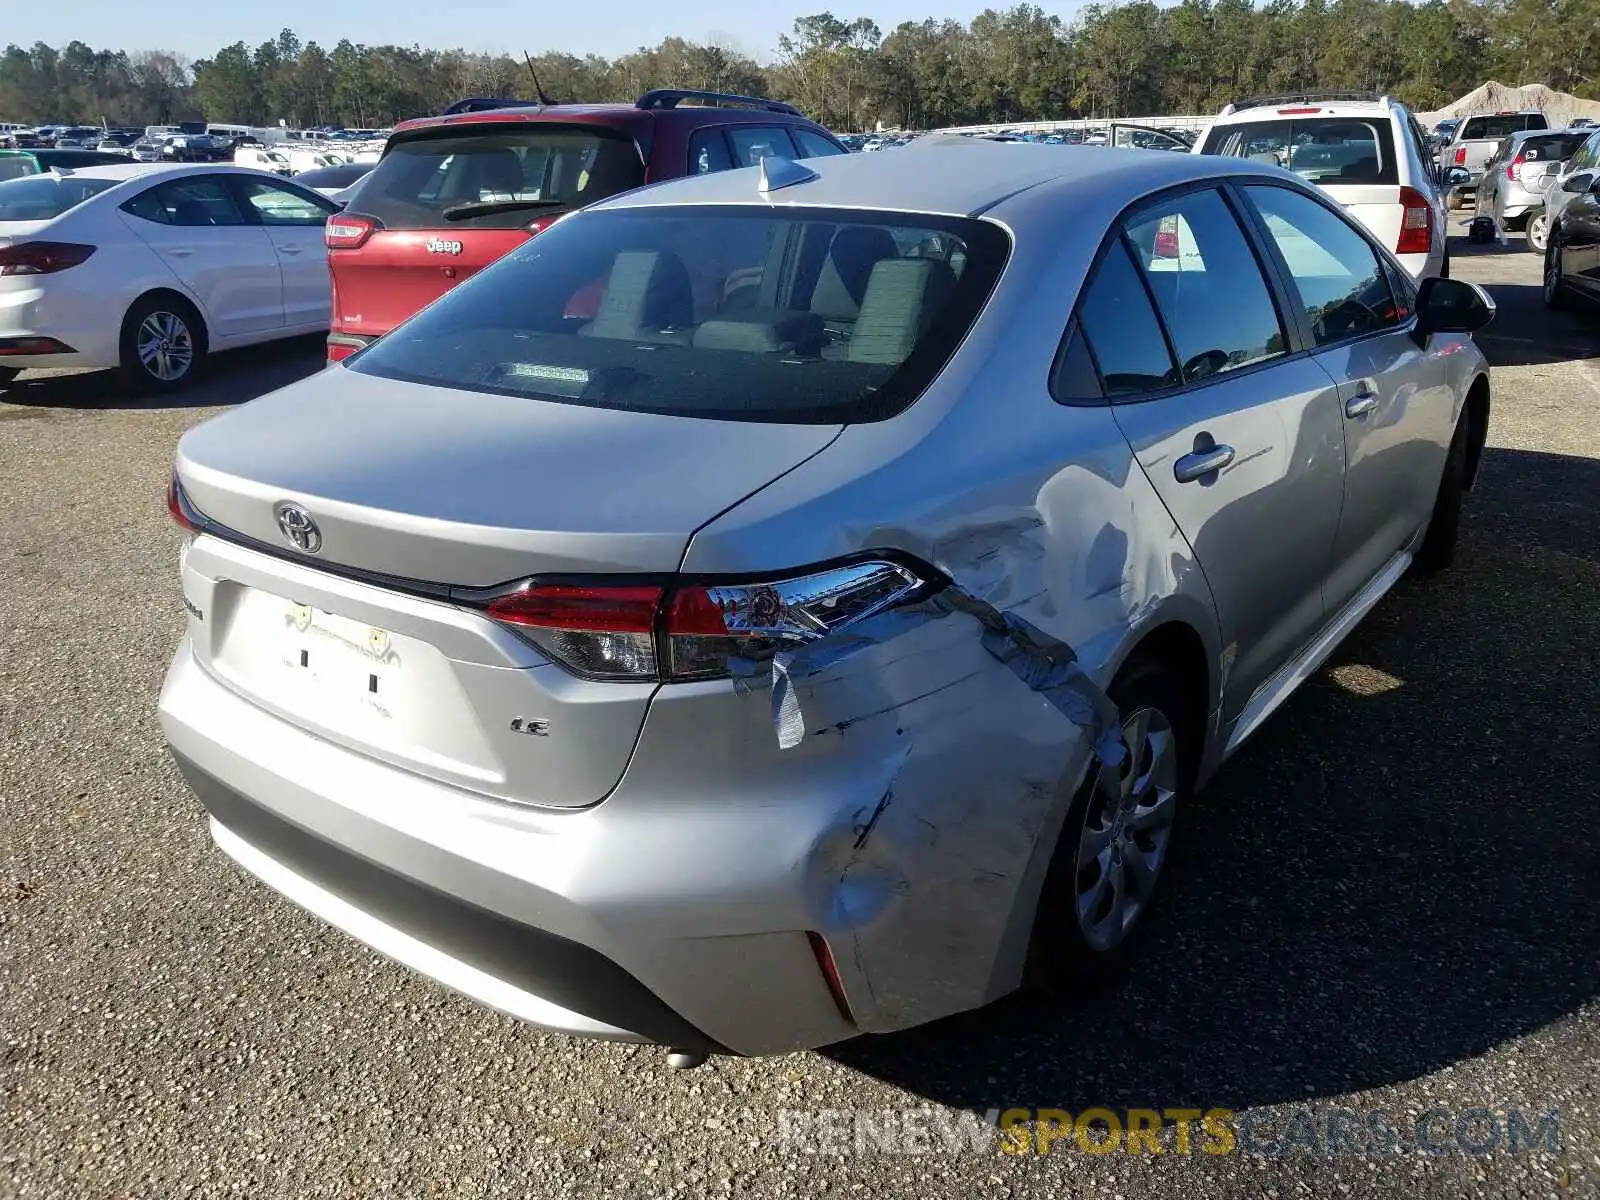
[
  {"left": 635, "top": 88, "right": 801, "bottom": 117},
  {"left": 1222, "top": 91, "right": 1382, "bottom": 115},
  {"left": 440, "top": 97, "right": 543, "bottom": 116}
]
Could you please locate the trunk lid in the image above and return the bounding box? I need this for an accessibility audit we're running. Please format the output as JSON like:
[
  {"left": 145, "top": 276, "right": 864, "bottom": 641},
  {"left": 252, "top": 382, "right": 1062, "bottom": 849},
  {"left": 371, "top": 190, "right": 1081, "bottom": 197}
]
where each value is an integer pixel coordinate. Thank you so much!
[
  {"left": 176, "top": 368, "right": 840, "bottom": 809},
  {"left": 329, "top": 226, "right": 538, "bottom": 338},
  {"left": 1320, "top": 182, "right": 1405, "bottom": 254}
]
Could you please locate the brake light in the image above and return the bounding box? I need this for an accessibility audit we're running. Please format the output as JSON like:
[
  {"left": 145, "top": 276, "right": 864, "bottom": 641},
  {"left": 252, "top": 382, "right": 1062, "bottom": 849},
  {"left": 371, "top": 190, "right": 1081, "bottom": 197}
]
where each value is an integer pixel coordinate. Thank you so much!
[
  {"left": 0, "top": 241, "right": 95, "bottom": 276},
  {"left": 324, "top": 214, "right": 376, "bottom": 249},
  {"left": 1397, "top": 186, "right": 1432, "bottom": 255},
  {"left": 1278, "top": 107, "right": 1320, "bottom": 114},
  {"left": 1153, "top": 227, "right": 1180, "bottom": 258},
  {"left": 808, "top": 932, "right": 854, "bottom": 1024},
  {"left": 166, "top": 473, "right": 200, "bottom": 533},
  {"left": 479, "top": 561, "right": 928, "bottom": 682},
  {"left": 1507, "top": 149, "right": 1527, "bottom": 180},
  {"left": 1453, "top": 147, "right": 1467, "bottom": 165}
]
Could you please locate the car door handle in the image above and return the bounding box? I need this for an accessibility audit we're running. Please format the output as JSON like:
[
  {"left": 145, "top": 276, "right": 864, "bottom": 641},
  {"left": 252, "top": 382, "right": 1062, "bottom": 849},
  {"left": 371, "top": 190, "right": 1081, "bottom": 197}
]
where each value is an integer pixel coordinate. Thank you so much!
[
  {"left": 278, "top": 244, "right": 304, "bottom": 254},
  {"left": 1173, "top": 444, "right": 1235, "bottom": 483},
  {"left": 1345, "top": 391, "right": 1379, "bottom": 418},
  {"left": 164, "top": 248, "right": 192, "bottom": 258}
]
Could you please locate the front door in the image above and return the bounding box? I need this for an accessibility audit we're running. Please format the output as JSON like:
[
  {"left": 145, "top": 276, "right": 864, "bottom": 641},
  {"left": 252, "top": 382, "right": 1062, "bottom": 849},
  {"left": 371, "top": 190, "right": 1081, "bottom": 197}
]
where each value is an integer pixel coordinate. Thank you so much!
[{"left": 229, "top": 176, "right": 338, "bottom": 329}]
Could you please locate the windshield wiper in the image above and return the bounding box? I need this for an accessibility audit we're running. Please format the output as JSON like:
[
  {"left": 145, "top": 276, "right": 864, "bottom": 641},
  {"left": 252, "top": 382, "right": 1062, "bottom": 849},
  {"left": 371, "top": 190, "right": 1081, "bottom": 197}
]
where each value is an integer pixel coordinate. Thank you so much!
[{"left": 441, "top": 198, "right": 567, "bottom": 221}]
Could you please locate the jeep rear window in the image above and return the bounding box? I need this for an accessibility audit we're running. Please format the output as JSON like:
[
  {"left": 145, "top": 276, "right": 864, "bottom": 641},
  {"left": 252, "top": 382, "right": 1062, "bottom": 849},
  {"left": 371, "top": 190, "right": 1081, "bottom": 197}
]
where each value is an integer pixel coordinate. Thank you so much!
[
  {"left": 350, "top": 126, "right": 645, "bottom": 230},
  {"left": 1200, "top": 118, "right": 1398, "bottom": 186},
  {"left": 350, "top": 205, "right": 1010, "bottom": 424},
  {"left": 1460, "top": 114, "right": 1548, "bottom": 139}
]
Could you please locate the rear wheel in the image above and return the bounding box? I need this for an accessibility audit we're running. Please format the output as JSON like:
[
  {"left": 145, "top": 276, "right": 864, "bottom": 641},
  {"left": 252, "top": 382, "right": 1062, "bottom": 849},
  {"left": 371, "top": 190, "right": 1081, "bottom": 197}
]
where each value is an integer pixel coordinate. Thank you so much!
[
  {"left": 1544, "top": 236, "right": 1570, "bottom": 310},
  {"left": 1526, "top": 210, "right": 1550, "bottom": 255},
  {"left": 119, "top": 293, "right": 207, "bottom": 394},
  {"left": 1027, "top": 657, "right": 1194, "bottom": 992}
]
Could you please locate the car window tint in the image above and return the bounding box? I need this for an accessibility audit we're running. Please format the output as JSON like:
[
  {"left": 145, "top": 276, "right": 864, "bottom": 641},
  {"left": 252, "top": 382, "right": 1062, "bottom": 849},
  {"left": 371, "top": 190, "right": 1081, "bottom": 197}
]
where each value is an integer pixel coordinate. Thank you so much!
[
  {"left": 1124, "top": 189, "right": 1286, "bottom": 382},
  {"left": 1051, "top": 321, "right": 1103, "bottom": 404},
  {"left": 689, "top": 128, "right": 734, "bottom": 175},
  {"left": 234, "top": 178, "right": 333, "bottom": 226},
  {"left": 792, "top": 129, "right": 846, "bottom": 159},
  {"left": 1076, "top": 239, "right": 1179, "bottom": 397},
  {"left": 156, "top": 177, "right": 246, "bottom": 227},
  {"left": 121, "top": 186, "right": 171, "bottom": 224},
  {"left": 726, "top": 127, "right": 800, "bottom": 167},
  {"left": 1245, "top": 185, "right": 1403, "bottom": 347},
  {"left": 1203, "top": 118, "right": 1397, "bottom": 186}
]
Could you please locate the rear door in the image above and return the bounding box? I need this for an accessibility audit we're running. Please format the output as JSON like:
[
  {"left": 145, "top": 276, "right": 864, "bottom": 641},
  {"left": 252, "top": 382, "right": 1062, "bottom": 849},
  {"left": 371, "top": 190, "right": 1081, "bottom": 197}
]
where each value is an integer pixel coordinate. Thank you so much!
[
  {"left": 334, "top": 123, "right": 645, "bottom": 339},
  {"left": 1091, "top": 185, "right": 1345, "bottom": 719},
  {"left": 228, "top": 174, "right": 339, "bottom": 329},
  {"left": 1241, "top": 182, "right": 1453, "bottom": 613},
  {"left": 118, "top": 175, "right": 283, "bottom": 336}
]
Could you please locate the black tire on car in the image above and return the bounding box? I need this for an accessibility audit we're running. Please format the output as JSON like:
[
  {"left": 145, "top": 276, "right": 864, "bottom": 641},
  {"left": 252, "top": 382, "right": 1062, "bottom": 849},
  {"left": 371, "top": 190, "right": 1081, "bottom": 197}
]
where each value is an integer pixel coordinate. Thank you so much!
[
  {"left": 1526, "top": 210, "right": 1550, "bottom": 255},
  {"left": 1415, "top": 410, "right": 1470, "bottom": 574},
  {"left": 1543, "top": 235, "right": 1570, "bottom": 309},
  {"left": 1027, "top": 655, "right": 1196, "bottom": 993},
  {"left": 0, "top": 366, "right": 19, "bottom": 388},
  {"left": 119, "top": 292, "right": 207, "bottom": 394}
]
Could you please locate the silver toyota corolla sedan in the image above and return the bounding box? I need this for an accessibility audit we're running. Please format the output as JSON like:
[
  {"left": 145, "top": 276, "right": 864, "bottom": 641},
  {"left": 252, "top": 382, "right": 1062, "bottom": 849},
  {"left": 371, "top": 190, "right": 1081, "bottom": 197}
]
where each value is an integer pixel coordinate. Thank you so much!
[{"left": 159, "top": 142, "right": 1494, "bottom": 1063}]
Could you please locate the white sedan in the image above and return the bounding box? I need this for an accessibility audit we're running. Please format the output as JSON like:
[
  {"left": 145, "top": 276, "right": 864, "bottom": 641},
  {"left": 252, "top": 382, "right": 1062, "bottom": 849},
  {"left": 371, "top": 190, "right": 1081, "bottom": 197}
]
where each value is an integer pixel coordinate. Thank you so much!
[{"left": 0, "top": 163, "right": 339, "bottom": 393}]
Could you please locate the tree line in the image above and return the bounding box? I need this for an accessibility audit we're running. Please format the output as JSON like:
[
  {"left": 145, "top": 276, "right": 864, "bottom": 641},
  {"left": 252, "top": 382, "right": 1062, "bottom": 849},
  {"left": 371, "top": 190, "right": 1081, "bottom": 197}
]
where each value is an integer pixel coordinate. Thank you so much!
[{"left": 2, "top": 0, "right": 1596, "bottom": 135}]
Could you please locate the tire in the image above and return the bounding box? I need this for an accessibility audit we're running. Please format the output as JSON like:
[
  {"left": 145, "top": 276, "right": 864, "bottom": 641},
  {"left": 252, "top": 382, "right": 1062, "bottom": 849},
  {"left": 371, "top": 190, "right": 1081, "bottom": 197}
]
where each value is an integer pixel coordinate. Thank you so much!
[
  {"left": 1543, "top": 236, "right": 1570, "bottom": 310},
  {"left": 119, "top": 293, "right": 207, "bottom": 394},
  {"left": 1415, "top": 411, "right": 1469, "bottom": 574},
  {"left": 0, "top": 366, "right": 19, "bottom": 388},
  {"left": 1440, "top": 249, "right": 1451, "bottom": 279},
  {"left": 1027, "top": 656, "right": 1196, "bottom": 993},
  {"left": 1526, "top": 210, "right": 1549, "bottom": 255}
]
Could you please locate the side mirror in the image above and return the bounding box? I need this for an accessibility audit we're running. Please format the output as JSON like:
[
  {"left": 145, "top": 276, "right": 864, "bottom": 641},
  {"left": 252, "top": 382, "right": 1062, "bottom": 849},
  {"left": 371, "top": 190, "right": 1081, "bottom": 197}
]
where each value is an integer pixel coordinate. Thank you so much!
[
  {"left": 1562, "top": 171, "right": 1595, "bottom": 193},
  {"left": 1414, "top": 276, "right": 1495, "bottom": 344},
  {"left": 1443, "top": 167, "right": 1471, "bottom": 187}
]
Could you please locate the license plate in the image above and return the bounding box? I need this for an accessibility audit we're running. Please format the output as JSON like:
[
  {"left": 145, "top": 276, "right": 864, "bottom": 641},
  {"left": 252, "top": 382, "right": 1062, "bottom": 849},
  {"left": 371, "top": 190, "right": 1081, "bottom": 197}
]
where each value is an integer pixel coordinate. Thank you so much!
[{"left": 280, "top": 601, "right": 402, "bottom": 720}]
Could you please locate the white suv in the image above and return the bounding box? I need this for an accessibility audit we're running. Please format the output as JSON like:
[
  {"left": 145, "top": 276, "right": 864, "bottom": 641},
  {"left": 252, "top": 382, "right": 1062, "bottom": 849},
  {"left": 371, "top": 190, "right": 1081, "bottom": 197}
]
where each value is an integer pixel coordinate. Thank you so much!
[{"left": 1194, "top": 92, "right": 1449, "bottom": 280}]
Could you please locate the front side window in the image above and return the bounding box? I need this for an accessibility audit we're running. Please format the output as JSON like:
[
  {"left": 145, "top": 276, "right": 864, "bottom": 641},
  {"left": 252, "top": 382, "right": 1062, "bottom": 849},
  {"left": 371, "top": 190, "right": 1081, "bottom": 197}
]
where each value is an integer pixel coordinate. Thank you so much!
[
  {"left": 233, "top": 178, "right": 335, "bottom": 226},
  {"left": 793, "top": 129, "right": 846, "bottom": 159},
  {"left": 1245, "top": 185, "right": 1401, "bottom": 346},
  {"left": 350, "top": 206, "right": 1008, "bottom": 424},
  {"left": 1203, "top": 118, "right": 1397, "bottom": 186},
  {"left": 1123, "top": 188, "right": 1286, "bottom": 382}
]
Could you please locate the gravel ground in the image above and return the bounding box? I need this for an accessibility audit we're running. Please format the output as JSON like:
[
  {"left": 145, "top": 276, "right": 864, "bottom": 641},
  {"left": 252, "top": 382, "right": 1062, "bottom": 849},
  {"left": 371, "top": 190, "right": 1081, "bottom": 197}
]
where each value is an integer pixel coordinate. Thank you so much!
[{"left": 2, "top": 229, "right": 1597, "bottom": 1200}]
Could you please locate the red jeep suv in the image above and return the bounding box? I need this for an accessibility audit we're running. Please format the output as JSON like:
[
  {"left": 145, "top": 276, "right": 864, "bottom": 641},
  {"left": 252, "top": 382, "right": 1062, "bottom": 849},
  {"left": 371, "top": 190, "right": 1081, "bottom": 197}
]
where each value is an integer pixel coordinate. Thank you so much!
[{"left": 323, "top": 88, "right": 847, "bottom": 362}]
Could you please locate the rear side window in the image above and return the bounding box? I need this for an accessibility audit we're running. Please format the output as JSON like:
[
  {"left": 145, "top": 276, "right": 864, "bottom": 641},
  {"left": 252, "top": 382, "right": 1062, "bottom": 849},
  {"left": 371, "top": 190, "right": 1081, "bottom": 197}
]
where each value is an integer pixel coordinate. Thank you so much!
[
  {"left": 1245, "top": 185, "right": 1401, "bottom": 346},
  {"left": 352, "top": 127, "right": 645, "bottom": 230},
  {"left": 727, "top": 127, "right": 799, "bottom": 167},
  {"left": 1075, "top": 239, "right": 1179, "bottom": 397},
  {"left": 1460, "top": 114, "right": 1547, "bottom": 139},
  {"left": 1202, "top": 118, "right": 1398, "bottom": 186},
  {"left": 0, "top": 174, "right": 118, "bottom": 220},
  {"left": 137, "top": 177, "right": 246, "bottom": 227},
  {"left": 689, "top": 128, "right": 734, "bottom": 175},
  {"left": 350, "top": 206, "right": 1010, "bottom": 424},
  {"left": 1123, "top": 189, "right": 1286, "bottom": 381},
  {"left": 793, "top": 129, "right": 846, "bottom": 159}
]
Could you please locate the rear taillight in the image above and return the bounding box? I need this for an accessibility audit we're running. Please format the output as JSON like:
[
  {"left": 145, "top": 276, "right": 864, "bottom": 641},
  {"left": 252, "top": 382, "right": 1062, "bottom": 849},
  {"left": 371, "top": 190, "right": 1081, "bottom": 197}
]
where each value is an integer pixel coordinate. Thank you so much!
[
  {"left": 324, "top": 214, "right": 376, "bottom": 249},
  {"left": 480, "top": 560, "right": 929, "bottom": 683},
  {"left": 166, "top": 473, "right": 200, "bottom": 533},
  {"left": 1397, "top": 186, "right": 1431, "bottom": 255},
  {"left": 1453, "top": 147, "right": 1467, "bottom": 166},
  {"left": 1508, "top": 150, "right": 1527, "bottom": 181},
  {"left": 0, "top": 241, "right": 95, "bottom": 276}
]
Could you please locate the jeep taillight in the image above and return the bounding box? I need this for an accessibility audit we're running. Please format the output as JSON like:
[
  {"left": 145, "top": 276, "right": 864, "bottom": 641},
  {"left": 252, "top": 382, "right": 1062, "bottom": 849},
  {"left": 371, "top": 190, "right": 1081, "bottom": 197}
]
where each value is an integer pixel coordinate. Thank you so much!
[
  {"left": 324, "top": 214, "right": 377, "bottom": 249},
  {"left": 480, "top": 561, "right": 930, "bottom": 682},
  {"left": 1397, "top": 186, "right": 1432, "bottom": 255}
]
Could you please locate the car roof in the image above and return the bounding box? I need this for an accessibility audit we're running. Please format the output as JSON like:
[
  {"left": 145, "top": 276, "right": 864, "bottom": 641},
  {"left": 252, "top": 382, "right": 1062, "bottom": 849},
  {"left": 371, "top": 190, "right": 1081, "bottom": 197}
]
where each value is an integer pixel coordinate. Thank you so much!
[
  {"left": 587, "top": 140, "right": 1278, "bottom": 219},
  {"left": 1212, "top": 100, "right": 1401, "bottom": 123},
  {"left": 391, "top": 102, "right": 817, "bottom": 138}
]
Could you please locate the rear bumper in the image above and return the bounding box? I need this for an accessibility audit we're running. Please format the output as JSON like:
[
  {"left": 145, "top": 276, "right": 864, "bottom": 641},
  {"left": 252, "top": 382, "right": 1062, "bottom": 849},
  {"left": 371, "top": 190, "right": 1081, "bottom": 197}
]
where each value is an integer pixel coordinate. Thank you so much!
[{"left": 0, "top": 282, "right": 120, "bottom": 371}]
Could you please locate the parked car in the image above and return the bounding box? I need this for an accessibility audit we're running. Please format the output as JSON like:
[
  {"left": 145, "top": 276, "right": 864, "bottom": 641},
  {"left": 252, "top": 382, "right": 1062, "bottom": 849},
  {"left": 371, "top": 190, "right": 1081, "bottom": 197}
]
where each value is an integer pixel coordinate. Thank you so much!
[
  {"left": 97, "top": 133, "right": 140, "bottom": 156},
  {"left": 1542, "top": 129, "right": 1600, "bottom": 311},
  {"left": 0, "top": 147, "right": 137, "bottom": 180},
  {"left": 1195, "top": 92, "right": 1450, "bottom": 279},
  {"left": 0, "top": 163, "right": 339, "bottom": 392},
  {"left": 162, "top": 134, "right": 235, "bottom": 164},
  {"left": 158, "top": 143, "right": 1493, "bottom": 1062},
  {"left": 323, "top": 88, "right": 847, "bottom": 363},
  {"left": 1436, "top": 110, "right": 1550, "bottom": 207},
  {"left": 292, "top": 161, "right": 373, "bottom": 198},
  {"left": 1471, "top": 127, "right": 1594, "bottom": 252},
  {"left": 233, "top": 145, "right": 294, "bottom": 175},
  {"left": 130, "top": 139, "right": 165, "bottom": 163}
]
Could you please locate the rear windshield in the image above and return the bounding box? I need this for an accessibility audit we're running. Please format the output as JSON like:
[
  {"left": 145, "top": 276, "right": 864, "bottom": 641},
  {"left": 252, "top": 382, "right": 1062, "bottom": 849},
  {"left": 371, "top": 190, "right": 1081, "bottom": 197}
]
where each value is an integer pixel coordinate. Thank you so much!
[
  {"left": 351, "top": 126, "right": 646, "bottom": 230},
  {"left": 1460, "top": 114, "right": 1547, "bottom": 139},
  {"left": 0, "top": 174, "right": 118, "bottom": 220},
  {"left": 0, "top": 155, "right": 38, "bottom": 181},
  {"left": 1201, "top": 118, "right": 1398, "bottom": 185},
  {"left": 350, "top": 206, "right": 1010, "bottom": 424},
  {"left": 1520, "top": 132, "right": 1592, "bottom": 162}
]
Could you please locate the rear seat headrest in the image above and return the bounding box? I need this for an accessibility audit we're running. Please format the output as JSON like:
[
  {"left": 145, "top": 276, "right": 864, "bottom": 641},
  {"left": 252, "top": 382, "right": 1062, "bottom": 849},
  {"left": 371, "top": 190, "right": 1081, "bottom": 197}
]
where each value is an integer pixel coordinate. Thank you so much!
[
  {"left": 582, "top": 249, "right": 694, "bottom": 340},
  {"left": 848, "top": 258, "right": 956, "bottom": 365}
]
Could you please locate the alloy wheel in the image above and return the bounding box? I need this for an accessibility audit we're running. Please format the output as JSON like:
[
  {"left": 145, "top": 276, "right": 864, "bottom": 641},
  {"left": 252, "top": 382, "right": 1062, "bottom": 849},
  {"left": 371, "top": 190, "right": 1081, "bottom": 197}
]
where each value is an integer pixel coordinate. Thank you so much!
[
  {"left": 1527, "top": 212, "right": 1549, "bottom": 254},
  {"left": 1074, "top": 705, "right": 1179, "bottom": 952},
  {"left": 137, "top": 311, "right": 195, "bottom": 383}
]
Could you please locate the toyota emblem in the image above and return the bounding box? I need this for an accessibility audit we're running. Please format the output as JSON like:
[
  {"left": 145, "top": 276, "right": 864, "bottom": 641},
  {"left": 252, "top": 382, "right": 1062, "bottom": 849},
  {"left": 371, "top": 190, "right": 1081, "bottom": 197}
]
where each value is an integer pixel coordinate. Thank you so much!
[{"left": 274, "top": 502, "right": 322, "bottom": 554}]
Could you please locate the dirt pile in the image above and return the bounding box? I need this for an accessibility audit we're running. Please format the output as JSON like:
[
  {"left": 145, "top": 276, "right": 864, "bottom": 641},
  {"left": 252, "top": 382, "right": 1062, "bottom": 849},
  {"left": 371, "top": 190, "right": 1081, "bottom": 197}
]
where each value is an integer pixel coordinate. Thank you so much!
[{"left": 1419, "top": 81, "right": 1600, "bottom": 128}]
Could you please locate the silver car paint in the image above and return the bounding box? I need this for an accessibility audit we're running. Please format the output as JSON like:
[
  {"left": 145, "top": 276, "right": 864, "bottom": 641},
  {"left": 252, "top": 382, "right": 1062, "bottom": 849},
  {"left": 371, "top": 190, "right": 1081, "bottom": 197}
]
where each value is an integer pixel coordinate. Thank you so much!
[{"left": 159, "top": 145, "right": 1489, "bottom": 1054}]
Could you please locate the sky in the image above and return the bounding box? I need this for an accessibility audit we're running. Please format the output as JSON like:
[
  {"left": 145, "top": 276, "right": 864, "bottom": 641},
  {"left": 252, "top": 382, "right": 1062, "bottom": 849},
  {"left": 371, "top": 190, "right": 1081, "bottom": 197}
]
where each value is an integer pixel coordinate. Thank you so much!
[{"left": 2, "top": 0, "right": 1003, "bottom": 63}]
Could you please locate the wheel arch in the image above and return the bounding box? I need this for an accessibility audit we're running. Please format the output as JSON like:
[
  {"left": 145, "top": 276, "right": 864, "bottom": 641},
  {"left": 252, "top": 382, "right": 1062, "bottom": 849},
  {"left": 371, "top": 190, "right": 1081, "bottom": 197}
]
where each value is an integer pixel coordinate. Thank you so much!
[{"left": 121, "top": 286, "right": 211, "bottom": 352}]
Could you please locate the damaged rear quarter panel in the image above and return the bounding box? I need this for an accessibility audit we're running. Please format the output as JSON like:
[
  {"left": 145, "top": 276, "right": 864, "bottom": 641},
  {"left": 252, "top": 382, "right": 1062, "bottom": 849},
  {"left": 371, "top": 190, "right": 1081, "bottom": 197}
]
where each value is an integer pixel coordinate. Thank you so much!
[{"left": 676, "top": 202, "right": 1221, "bottom": 1033}]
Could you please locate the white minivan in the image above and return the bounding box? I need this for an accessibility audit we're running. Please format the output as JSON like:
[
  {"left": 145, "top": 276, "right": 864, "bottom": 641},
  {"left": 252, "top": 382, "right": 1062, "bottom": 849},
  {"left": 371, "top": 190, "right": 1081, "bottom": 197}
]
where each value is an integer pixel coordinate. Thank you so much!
[{"left": 1193, "top": 92, "right": 1450, "bottom": 280}]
